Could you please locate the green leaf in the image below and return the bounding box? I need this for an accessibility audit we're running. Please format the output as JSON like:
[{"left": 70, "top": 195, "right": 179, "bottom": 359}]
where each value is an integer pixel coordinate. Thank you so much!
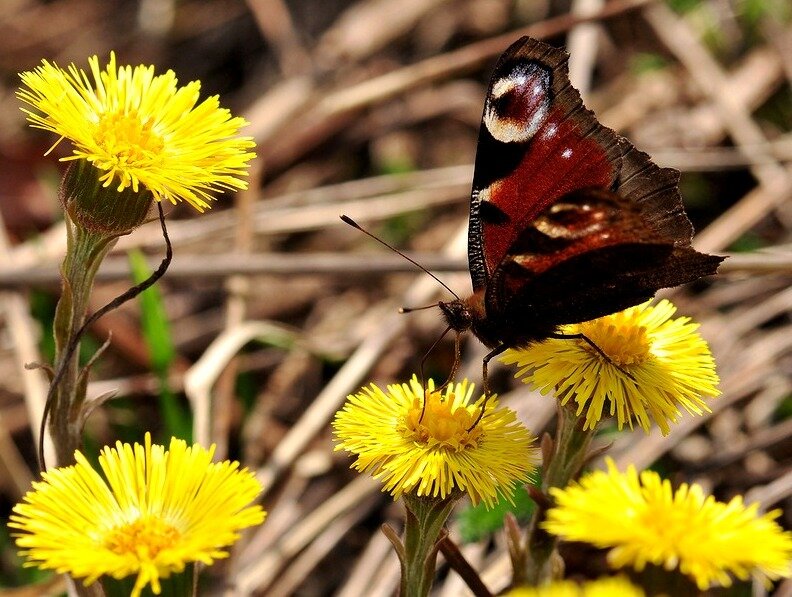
[
  {"left": 30, "top": 290, "right": 57, "bottom": 363},
  {"left": 666, "top": 0, "right": 701, "bottom": 14},
  {"left": 128, "top": 249, "right": 175, "bottom": 374},
  {"left": 128, "top": 249, "right": 190, "bottom": 441},
  {"left": 630, "top": 53, "right": 669, "bottom": 74},
  {"left": 457, "top": 483, "right": 536, "bottom": 543},
  {"left": 728, "top": 232, "right": 766, "bottom": 253},
  {"left": 773, "top": 394, "right": 792, "bottom": 421}
]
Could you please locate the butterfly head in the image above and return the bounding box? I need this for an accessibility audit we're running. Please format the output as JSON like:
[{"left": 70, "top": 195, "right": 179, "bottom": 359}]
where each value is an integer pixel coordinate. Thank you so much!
[
  {"left": 439, "top": 299, "right": 475, "bottom": 334},
  {"left": 439, "top": 292, "right": 506, "bottom": 350},
  {"left": 439, "top": 291, "right": 491, "bottom": 341}
]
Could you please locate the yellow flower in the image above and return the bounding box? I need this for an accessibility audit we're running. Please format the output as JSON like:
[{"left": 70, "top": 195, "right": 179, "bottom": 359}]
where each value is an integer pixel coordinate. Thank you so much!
[
  {"left": 333, "top": 376, "right": 538, "bottom": 508},
  {"left": 506, "top": 576, "right": 644, "bottom": 596},
  {"left": 501, "top": 300, "right": 719, "bottom": 435},
  {"left": 18, "top": 53, "right": 255, "bottom": 211},
  {"left": 9, "top": 434, "right": 265, "bottom": 597},
  {"left": 543, "top": 459, "right": 792, "bottom": 590}
]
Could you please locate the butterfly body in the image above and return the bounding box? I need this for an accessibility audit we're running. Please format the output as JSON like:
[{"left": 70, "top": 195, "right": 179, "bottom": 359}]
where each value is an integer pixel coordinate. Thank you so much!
[
  {"left": 440, "top": 293, "right": 557, "bottom": 350},
  {"left": 442, "top": 37, "right": 723, "bottom": 368}
]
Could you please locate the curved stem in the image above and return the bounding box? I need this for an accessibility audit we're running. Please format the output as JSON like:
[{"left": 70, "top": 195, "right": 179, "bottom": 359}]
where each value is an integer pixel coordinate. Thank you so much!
[{"left": 40, "top": 203, "right": 172, "bottom": 470}]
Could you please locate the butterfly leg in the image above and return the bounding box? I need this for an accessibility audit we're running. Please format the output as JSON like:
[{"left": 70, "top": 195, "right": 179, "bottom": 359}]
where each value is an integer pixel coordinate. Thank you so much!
[
  {"left": 468, "top": 344, "right": 508, "bottom": 430},
  {"left": 419, "top": 326, "right": 453, "bottom": 423},
  {"left": 549, "top": 332, "right": 636, "bottom": 381},
  {"left": 436, "top": 331, "right": 462, "bottom": 393}
]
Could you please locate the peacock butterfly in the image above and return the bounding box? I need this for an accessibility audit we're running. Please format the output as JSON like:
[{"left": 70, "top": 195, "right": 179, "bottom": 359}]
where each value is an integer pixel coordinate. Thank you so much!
[{"left": 434, "top": 36, "right": 724, "bottom": 393}]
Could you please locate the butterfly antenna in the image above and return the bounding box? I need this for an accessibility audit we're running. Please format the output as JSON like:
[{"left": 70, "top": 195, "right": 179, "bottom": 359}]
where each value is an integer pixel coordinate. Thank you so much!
[
  {"left": 399, "top": 304, "right": 439, "bottom": 314},
  {"left": 340, "top": 215, "right": 460, "bottom": 300}
]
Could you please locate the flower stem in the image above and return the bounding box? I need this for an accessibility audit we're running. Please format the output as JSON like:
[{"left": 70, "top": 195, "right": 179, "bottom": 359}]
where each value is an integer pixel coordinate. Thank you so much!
[
  {"left": 50, "top": 215, "right": 116, "bottom": 465},
  {"left": 397, "top": 493, "right": 458, "bottom": 597},
  {"left": 523, "top": 400, "right": 595, "bottom": 584}
]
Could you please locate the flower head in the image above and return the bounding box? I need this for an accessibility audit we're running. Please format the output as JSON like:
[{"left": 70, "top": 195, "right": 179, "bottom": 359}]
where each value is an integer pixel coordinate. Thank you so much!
[
  {"left": 333, "top": 377, "right": 538, "bottom": 508},
  {"left": 543, "top": 459, "right": 792, "bottom": 590},
  {"left": 18, "top": 53, "right": 255, "bottom": 212},
  {"left": 501, "top": 300, "right": 719, "bottom": 434},
  {"left": 9, "top": 434, "right": 265, "bottom": 597},
  {"left": 506, "top": 577, "right": 644, "bottom": 596}
]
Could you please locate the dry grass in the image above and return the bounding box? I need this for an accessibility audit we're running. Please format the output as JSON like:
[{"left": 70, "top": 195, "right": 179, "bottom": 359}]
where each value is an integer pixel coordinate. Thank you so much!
[{"left": 0, "top": 0, "right": 790, "bottom": 594}]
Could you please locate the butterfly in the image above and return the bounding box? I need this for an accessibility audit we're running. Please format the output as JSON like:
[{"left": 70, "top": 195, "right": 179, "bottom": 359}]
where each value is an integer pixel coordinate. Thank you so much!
[{"left": 435, "top": 36, "right": 724, "bottom": 395}]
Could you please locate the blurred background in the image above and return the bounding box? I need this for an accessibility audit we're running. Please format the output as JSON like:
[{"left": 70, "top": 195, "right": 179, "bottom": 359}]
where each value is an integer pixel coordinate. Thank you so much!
[{"left": 0, "top": 0, "right": 791, "bottom": 594}]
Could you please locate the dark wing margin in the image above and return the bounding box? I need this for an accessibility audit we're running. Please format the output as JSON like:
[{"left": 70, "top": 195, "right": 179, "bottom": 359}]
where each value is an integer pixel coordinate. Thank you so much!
[{"left": 615, "top": 139, "right": 696, "bottom": 244}]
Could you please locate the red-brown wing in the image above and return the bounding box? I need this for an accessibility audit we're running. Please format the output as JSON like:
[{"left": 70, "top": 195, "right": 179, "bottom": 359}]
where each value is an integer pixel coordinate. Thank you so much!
[
  {"left": 467, "top": 36, "right": 722, "bottom": 333},
  {"left": 468, "top": 37, "right": 622, "bottom": 292}
]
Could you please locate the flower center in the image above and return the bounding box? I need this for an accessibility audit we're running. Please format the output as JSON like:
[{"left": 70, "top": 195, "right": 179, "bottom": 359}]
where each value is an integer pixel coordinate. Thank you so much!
[
  {"left": 400, "top": 391, "right": 482, "bottom": 450},
  {"left": 637, "top": 500, "right": 690, "bottom": 547},
  {"left": 104, "top": 515, "right": 180, "bottom": 559},
  {"left": 95, "top": 111, "right": 165, "bottom": 165},
  {"left": 578, "top": 315, "right": 651, "bottom": 366}
]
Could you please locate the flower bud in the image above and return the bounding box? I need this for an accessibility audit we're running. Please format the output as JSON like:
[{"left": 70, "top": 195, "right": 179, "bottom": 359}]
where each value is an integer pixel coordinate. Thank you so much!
[{"left": 60, "top": 160, "right": 153, "bottom": 236}]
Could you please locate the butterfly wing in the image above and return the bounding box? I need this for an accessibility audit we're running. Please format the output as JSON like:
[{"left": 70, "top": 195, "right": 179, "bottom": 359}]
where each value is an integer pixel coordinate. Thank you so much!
[
  {"left": 468, "top": 37, "right": 623, "bottom": 292},
  {"left": 466, "top": 37, "right": 722, "bottom": 339},
  {"left": 488, "top": 185, "right": 722, "bottom": 331}
]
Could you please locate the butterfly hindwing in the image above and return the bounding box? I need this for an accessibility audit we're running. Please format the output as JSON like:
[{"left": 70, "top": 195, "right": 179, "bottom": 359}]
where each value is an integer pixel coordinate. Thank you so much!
[{"left": 488, "top": 188, "right": 721, "bottom": 330}]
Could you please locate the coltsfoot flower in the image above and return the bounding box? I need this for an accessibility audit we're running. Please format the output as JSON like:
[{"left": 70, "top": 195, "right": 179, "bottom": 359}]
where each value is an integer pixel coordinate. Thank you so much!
[
  {"left": 333, "top": 376, "right": 538, "bottom": 508},
  {"left": 501, "top": 300, "right": 719, "bottom": 434},
  {"left": 9, "top": 434, "right": 265, "bottom": 596},
  {"left": 18, "top": 53, "right": 255, "bottom": 212},
  {"left": 543, "top": 459, "right": 792, "bottom": 590}
]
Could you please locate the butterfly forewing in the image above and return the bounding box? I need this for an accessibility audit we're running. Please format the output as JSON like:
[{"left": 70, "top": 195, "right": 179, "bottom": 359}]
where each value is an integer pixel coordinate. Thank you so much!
[
  {"left": 469, "top": 38, "right": 623, "bottom": 292},
  {"left": 617, "top": 142, "right": 695, "bottom": 243}
]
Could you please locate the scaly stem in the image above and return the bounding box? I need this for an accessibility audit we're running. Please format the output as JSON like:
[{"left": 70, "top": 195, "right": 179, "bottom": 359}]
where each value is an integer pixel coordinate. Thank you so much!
[
  {"left": 50, "top": 215, "right": 116, "bottom": 466},
  {"left": 398, "top": 493, "right": 458, "bottom": 597},
  {"left": 523, "top": 400, "right": 595, "bottom": 583}
]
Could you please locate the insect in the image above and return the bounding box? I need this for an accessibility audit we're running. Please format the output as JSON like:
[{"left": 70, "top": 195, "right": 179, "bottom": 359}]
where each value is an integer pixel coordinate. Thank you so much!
[{"left": 345, "top": 36, "right": 723, "bottom": 405}]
